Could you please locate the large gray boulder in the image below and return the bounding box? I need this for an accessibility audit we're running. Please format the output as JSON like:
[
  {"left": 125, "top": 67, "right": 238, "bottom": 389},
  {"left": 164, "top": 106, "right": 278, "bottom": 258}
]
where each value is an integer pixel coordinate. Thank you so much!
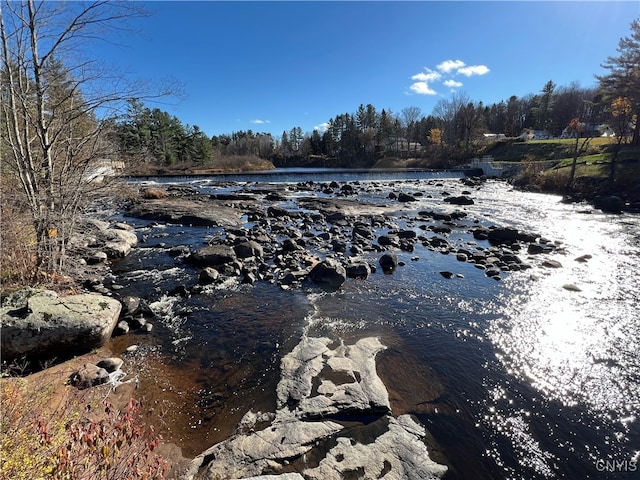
[
  {"left": 69, "top": 219, "right": 138, "bottom": 262},
  {"left": 187, "top": 410, "right": 343, "bottom": 480},
  {"left": 187, "top": 245, "right": 237, "bottom": 267},
  {"left": 276, "top": 336, "right": 390, "bottom": 417},
  {"left": 1, "top": 289, "right": 122, "bottom": 361},
  {"left": 309, "top": 258, "right": 347, "bottom": 290},
  {"left": 233, "top": 240, "right": 264, "bottom": 259},
  {"left": 593, "top": 195, "right": 624, "bottom": 213},
  {"left": 101, "top": 227, "right": 138, "bottom": 258},
  {"left": 304, "top": 415, "right": 449, "bottom": 480}
]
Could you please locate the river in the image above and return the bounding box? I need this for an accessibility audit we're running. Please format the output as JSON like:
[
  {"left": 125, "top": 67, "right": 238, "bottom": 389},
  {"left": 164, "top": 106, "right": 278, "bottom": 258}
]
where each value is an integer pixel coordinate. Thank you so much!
[{"left": 107, "top": 170, "right": 639, "bottom": 479}]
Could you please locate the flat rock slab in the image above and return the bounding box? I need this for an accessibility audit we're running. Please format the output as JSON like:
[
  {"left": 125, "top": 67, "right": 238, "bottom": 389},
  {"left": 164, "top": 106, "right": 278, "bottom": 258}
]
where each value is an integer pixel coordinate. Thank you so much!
[
  {"left": 278, "top": 336, "right": 390, "bottom": 418},
  {"left": 304, "top": 414, "right": 449, "bottom": 480},
  {"left": 185, "top": 336, "right": 446, "bottom": 480},
  {"left": 189, "top": 410, "right": 343, "bottom": 479},
  {"left": 1, "top": 289, "right": 122, "bottom": 361},
  {"left": 125, "top": 197, "right": 248, "bottom": 227}
]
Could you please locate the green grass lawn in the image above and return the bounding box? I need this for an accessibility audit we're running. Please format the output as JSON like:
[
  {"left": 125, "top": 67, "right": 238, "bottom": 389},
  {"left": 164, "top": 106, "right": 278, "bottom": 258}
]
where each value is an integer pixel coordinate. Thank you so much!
[
  {"left": 538, "top": 150, "right": 640, "bottom": 192},
  {"left": 496, "top": 138, "right": 640, "bottom": 194},
  {"left": 484, "top": 137, "right": 619, "bottom": 163}
]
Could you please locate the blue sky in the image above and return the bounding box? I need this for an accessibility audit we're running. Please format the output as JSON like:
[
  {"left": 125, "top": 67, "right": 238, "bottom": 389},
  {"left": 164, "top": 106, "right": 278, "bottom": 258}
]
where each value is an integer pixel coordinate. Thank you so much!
[{"left": 95, "top": 1, "right": 639, "bottom": 137}]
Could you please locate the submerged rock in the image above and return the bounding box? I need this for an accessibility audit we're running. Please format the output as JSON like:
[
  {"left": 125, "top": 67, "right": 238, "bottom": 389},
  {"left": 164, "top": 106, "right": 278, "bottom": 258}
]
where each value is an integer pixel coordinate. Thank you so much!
[{"left": 379, "top": 253, "right": 399, "bottom": 273}]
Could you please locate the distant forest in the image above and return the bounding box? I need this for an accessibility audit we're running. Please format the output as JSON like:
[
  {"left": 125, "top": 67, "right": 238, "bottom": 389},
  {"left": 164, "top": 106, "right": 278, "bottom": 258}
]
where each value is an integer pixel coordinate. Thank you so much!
[{"left": 113, "top": 81, "right": 617, "bottom": 170}]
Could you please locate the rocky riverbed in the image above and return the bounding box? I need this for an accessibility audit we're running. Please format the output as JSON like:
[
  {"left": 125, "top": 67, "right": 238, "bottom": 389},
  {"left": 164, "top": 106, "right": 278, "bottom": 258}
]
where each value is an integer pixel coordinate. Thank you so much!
[
  {"left": 3, "top": 173, "right": 638, "bottom": 480},
  {"left": 119, "top": 176, "right": 560, "bottom": 297}
]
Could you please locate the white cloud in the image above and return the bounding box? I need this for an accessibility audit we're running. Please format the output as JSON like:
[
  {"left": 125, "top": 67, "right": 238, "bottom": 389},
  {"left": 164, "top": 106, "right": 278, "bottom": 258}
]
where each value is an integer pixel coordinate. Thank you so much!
[
  {"left": 314, "top": 122, "right": 330, "bottom": 133},
  {"left": 407, "top": 59, "right": 489, "bottom": 96},
  {"left": 251, "top": 119, "right": 271, "bottom": 124},
  {"left": 437, "top": 59, "right": 465, "bottom": 73},
  {"left": 457, "top": 65, "right": 490, "bottom": 77},
  {"left": 411, "top": 69, "right": 441, "bottom": 82},
  {"left": 408, "top": 68, "right": 440, "bottom": 95},
  {"left": 409, "top": 82, "right": 437, "bottom": 95},
  {"left": 444, "top": 79, "right": 463, "bottom": 88}
]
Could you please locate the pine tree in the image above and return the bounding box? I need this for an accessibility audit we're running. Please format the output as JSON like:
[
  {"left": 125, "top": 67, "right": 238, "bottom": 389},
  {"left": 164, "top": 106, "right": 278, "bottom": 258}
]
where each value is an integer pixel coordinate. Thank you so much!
[{"left": 597, "top": 18, "right": 640, "bottom": 145}]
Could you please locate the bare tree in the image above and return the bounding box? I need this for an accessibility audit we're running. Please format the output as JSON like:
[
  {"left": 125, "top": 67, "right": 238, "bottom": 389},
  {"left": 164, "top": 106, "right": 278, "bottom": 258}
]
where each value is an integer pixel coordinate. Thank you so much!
[
  {"left": 564, "top": 118, "right": 594, "bottom": 192},
  {"left": 0, "top": 0, "right": 174, "bottom": 276},
  {"left": 608, "top": 96, "right": 633, "bottom": 184},
  {"left": 433, "top": 91, "right": 470, "bottom": 146},
  {"left": 401, "top": 106, "right": 421, "bottom": 158}
]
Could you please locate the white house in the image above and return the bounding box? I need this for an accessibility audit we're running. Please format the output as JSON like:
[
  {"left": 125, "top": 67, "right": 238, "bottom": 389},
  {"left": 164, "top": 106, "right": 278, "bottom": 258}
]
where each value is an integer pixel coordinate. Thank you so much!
[
  {"left": 519, "top": 129, "right": 552, "bottom": 140},
  {"left": 560, "top": 124, "right": 616, "bottom": 139}
]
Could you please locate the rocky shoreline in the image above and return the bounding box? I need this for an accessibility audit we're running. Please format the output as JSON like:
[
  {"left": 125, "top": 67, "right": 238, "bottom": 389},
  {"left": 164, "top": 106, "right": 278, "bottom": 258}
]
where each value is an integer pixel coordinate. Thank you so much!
[{"left": 2, "top": 174, "right": 622, "bottom": 479}]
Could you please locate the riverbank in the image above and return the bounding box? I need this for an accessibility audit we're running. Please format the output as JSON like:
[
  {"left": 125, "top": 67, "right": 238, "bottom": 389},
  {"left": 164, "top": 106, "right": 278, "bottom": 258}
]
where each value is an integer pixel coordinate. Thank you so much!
[{"left": 484, "top": 140, "right": 640, "bottom": 211}]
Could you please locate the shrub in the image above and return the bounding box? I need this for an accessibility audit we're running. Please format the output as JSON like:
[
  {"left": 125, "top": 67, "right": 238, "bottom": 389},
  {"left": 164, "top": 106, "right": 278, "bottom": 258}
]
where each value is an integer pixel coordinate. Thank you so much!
[
  {"left": 0, "top": 373, "right": 168, "bottom": 480},
  {"left": 509, "top": 154, "right": 547, "bottom": 188},
  {"left": 210, "top": 155, "right": 274, "bottom": 171},
  {"left": 536, "top": 169, "right": 571, "bottom": 192},
  {"left": 141, "top": 187, "right": 169, "bottom": 199}
]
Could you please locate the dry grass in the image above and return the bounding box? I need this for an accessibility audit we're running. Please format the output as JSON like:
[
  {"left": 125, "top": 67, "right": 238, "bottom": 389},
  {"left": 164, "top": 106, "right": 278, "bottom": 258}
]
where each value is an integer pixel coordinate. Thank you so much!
[
  {"left": 0, "top": 359, "right": 169, "bottom": 480},
  {"left": 124, "top": 156, "right": 275, "bottom": 176},
  {"left": 208, "top": 155, "right": 274, "bottom": 172},
  {"left": 0, "top": 183, "right": 38, "bottom": 288},
  {"left": 537, "top": 155, "right": 640, "bottom": 194}
]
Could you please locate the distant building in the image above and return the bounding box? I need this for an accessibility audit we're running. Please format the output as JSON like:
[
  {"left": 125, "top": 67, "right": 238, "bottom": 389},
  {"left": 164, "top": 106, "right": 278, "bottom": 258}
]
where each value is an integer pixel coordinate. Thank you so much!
[
  {"left": 482, "top": 133, "right": 507, "bottom": 143},
  {"left": 85, "top": 159, "right": 125, "bottom": 182},
  {"left": 386, "top": 136, "right": 408, "bottom": 152},
  {"left": 519, "top": 129, "right": 552, "bottom": 140},
  {"left": 560, "top": 124, "right": 616, "bottom": 138}
]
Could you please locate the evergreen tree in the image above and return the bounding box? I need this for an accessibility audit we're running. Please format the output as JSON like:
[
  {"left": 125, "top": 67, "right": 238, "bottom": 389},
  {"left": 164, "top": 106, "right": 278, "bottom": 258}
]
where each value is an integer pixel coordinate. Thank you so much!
[
  {"left": 280, "top": 130, "right": 290, "bottom": 156},
  {"left": 533, "top": 80, "right": 556, "bottom": 131},
  {"left": 597, "top": 18, "right": 640, "bottom": 145},
  {"left": 377, "top": 109, "right": 394, "bottom": 149},
  {"left": 309, "top": 129, "right": 323, "bottom": 155}
]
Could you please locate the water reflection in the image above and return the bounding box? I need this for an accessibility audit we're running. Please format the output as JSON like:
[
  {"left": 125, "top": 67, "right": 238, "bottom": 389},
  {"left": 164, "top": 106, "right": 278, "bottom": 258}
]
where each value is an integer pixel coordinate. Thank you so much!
[{"left": 473, "top": 183, "right": 640, "bottom": 478}]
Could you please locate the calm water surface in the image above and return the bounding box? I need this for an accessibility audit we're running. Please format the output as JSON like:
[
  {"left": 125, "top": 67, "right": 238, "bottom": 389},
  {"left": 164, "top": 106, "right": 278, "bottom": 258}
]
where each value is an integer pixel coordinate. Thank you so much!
[{"left": 109, "top": 175, "right": 640, "bottom": 479}]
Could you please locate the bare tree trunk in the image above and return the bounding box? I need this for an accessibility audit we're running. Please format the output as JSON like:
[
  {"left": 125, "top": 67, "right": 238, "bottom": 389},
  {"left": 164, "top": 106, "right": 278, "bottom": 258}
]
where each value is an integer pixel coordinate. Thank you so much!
[
  {"left": 1, "top": 0, "right": 174, "bottom": 278},
  {"left": 609, "top": 134, "right": 625, "bottom": 185},
  {"left": 565, "top": 136, "right": 579, "bottom": 192}
]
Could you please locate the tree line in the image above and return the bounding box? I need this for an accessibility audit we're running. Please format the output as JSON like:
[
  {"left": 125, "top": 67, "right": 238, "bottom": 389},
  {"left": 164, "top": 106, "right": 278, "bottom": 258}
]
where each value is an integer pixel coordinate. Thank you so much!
[
  {"left": 112, "top": 77, "right": 628, "bottom": 170},
  {"left": 273, "top": 82, "right": 606, "bottom": 167}
]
